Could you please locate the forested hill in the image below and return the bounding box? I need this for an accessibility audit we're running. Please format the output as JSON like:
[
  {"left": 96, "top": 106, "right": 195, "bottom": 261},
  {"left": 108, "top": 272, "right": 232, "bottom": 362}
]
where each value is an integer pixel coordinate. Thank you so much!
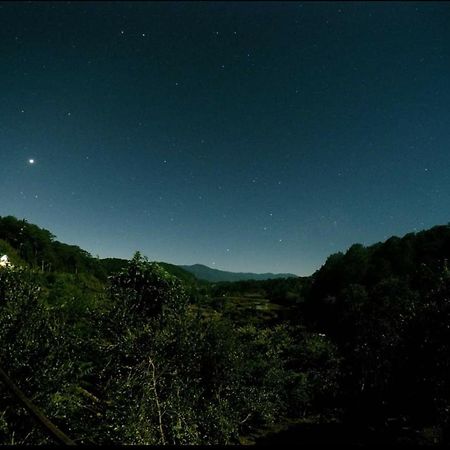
[
  {"left": 180, "top": 263, "right": 297, "bottom": 282},
  {"left": 98, "top": 257, "right": 199, "bottom": 285},
  {"left": 300, "top": 222, "right": 450, "bottom": 335},
  {"left": 308, "top": 222, "right": 450, "bottom": 308},
  {"left": 0, "top": 215, "right": 102, "bottom": 275},
  {"left": 0, "top": 215, "right": 196, "bottom": 283},
  {"left": 293, "top": 222, "right": 450, "bottom": 439}
]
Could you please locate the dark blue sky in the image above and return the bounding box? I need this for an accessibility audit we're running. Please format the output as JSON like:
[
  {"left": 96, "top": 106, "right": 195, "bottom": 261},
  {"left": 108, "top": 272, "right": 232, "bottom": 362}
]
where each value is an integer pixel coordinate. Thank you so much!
[{"left": 1, "top": 1, "right": 450, "bottom": 275}]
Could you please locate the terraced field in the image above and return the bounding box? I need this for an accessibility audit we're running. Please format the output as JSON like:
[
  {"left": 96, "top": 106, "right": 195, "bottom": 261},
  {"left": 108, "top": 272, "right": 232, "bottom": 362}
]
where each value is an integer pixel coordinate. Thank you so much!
[{"left": 191, "top": 294, "right": 294, "bottom": 327}]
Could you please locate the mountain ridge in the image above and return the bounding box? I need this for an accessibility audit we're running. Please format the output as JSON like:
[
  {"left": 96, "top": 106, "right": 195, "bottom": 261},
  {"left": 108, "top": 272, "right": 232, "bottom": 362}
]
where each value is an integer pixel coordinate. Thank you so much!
[{"left": 179, "top": 263, "right": 298, "bottom": 282}]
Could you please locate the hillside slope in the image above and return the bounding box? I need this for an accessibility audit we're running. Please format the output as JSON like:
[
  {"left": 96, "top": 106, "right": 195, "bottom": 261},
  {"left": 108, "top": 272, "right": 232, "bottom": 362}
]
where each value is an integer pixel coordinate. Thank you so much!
[{"left": 0, "top": 216, "right": 195, "bottom": 284}]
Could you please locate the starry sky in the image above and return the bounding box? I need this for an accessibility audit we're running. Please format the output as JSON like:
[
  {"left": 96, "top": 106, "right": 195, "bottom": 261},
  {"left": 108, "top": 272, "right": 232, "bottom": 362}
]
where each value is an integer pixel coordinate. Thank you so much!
[{"left": 1, "top": 1, "right": 450, "bottom": 275}]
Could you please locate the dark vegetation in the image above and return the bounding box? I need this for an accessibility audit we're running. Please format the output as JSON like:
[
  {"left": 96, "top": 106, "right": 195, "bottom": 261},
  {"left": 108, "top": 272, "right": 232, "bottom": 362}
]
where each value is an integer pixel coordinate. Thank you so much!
[{"left": 0, "top": 214, "right": 449, "bottom": 444}]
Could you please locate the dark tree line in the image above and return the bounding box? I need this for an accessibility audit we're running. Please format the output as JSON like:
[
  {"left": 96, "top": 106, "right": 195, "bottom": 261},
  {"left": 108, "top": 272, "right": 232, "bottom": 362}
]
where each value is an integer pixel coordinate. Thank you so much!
[
  {"left": 0, "top": 215, "right": 104, "bottom": 277},
  {"left": 301, "top": 224, "right": 450, "bottom": 441}
]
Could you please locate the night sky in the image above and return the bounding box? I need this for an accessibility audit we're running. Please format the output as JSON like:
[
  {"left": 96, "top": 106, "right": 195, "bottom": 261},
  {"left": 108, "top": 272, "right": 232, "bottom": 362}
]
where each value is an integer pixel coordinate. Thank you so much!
[{"left": 1, "top": 1, "right": 450, "bottom": 275}]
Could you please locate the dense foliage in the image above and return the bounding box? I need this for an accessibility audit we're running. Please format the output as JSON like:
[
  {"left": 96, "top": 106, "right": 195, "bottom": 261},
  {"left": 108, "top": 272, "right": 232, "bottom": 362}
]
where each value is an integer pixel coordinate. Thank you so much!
[
  {"left": 302, "top": 224, "right": 450, "bottom": 443},
  {"left": 0, "top": 252, "right": 337, "bottom": 444},
  {"left": 1, "top": 216, "right": 450, "bottom": 444}
]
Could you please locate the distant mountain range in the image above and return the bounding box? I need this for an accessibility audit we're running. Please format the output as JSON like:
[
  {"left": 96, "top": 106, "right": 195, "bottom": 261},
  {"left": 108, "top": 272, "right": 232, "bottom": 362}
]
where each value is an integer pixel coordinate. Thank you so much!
[{"left": 179, "top": 264, "right": 297, "bottom": 282}]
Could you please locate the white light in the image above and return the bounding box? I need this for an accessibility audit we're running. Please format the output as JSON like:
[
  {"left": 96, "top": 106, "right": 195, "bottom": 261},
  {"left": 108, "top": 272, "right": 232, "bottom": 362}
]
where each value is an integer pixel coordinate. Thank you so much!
[{"left": 28, "top": 159, "right": 35, "bottom": 164}]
